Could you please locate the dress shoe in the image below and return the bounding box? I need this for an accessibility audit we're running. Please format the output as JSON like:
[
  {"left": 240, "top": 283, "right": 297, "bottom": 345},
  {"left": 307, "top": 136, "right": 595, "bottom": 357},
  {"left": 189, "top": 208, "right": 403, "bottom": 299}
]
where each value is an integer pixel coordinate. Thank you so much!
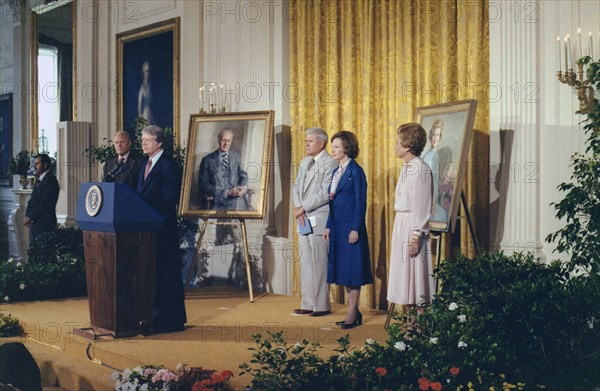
[
  {"left": 309, "top": 310, "right": 331, "bottom": 317},
  {"left": 293, "top": 309, "right": 313, "bottom": 315},
  {"left": 340, "top": 312, "right": 362, "bottom": 329}
]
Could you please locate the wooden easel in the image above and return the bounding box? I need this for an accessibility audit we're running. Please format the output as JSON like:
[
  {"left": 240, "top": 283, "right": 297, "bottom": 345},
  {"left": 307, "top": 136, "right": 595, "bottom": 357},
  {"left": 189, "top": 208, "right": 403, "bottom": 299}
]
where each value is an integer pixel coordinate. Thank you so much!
[
  {"left": 384, "top": 190, "right": 480, "bottom": 328},
  {"left": 184, "top": 218, "right": 254, "bottom": 302}
]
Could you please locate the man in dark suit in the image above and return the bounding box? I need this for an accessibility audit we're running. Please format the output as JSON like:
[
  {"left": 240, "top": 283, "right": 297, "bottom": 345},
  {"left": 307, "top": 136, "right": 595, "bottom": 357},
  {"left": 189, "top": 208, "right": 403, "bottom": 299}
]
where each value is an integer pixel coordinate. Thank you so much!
[
  {"left": 23, "top": 153, "right": 59, "bottom": 242},
  {"left": 103, "top": 130, "right": 142, "bottom": 190},
  {"left": 137, "top": 125, "right": 186, "bottom": 333},
  {"left": 198, "top": 127, "right": 250, "bottom": 210}
]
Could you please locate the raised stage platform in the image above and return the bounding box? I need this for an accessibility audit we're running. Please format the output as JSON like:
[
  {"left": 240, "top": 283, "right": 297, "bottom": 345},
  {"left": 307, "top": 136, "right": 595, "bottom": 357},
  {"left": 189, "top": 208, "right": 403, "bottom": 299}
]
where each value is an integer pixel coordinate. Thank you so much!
[{"left": 0, "top": 294, "right": 390, "bottom": 390}]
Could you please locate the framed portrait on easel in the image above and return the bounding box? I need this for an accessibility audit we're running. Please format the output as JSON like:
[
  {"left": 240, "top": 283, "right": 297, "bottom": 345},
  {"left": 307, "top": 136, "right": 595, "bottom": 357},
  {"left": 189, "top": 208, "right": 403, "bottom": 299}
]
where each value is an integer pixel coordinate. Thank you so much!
[
  {"left": 416, "top": 100, "right": 477, "bottom": 233},
  {"left": 178, "top": 110, "right": 274, "bottom": 220},
  {"left": 179, "top": 110, "right": 274, "bottom": 300}
]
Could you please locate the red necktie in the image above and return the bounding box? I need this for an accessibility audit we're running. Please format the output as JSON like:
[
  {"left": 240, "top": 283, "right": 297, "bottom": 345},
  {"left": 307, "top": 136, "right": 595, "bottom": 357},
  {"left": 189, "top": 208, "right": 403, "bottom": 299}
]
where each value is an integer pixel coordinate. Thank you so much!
[{"left": 144, "top": 159, "right": 152, "bottom": 180}]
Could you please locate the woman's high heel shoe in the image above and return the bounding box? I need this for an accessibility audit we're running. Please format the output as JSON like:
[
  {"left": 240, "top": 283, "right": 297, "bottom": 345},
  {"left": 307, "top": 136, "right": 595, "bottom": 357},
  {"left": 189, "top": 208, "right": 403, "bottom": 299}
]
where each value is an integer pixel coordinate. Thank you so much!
[{"left": 340, "top": 312, "right": 362, "bottom": 329}]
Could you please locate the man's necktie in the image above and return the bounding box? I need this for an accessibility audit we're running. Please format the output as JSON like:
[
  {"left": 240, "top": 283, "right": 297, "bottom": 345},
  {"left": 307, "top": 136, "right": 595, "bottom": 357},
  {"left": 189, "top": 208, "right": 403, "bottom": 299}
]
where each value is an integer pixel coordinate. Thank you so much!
[
  {"left": 307, "top": 158, "right": 315, "bottom": 172},
  {"left": 222, "top": 152, "right": 229, "bottom": 171},
  {"left": 144, "top": 159, "right": 152, "bottom": 180},
  {"left": 118, "top": 157, "right": 125, "bottom": 166}
]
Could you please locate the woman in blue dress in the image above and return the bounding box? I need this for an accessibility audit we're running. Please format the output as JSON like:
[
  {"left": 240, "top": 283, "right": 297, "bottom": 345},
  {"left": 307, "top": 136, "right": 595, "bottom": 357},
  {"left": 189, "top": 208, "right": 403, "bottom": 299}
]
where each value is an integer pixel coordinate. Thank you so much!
[{"left": 324, "top": 131, "right": 373, "bottom": 329}]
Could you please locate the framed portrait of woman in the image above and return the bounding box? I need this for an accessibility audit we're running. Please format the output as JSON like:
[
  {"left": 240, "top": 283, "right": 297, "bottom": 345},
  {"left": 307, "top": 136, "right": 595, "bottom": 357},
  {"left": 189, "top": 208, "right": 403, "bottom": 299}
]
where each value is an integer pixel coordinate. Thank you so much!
[
  {"left": 179, "top": 111, "right": 274, "bottom": 220},
  {"left": 416, "top": 100, "right": 478, "bottom": 233},
  {"left": 116, "top": 18, "right": 180, "bottom": 143}
]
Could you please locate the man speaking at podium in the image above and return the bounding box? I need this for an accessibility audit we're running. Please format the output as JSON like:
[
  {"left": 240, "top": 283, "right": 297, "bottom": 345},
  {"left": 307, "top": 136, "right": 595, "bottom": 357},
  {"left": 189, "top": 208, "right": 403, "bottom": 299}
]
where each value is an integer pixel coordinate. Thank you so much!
[
  {"left": 103, "top": 131, "right": 141, "bottom": 190},
  {"left": 137, "top": 125, "right": 186, "bottom": 333}
]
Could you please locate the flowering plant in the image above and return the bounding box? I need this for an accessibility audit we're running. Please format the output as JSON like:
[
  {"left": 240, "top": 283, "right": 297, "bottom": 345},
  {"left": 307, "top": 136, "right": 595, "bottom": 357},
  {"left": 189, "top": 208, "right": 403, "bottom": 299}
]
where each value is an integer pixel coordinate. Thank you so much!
[
  {"left": 8, "top": 150, "right": 31, "bottom": 176},
  {"left": 111, "top": 363, "right": 233, "bottom": 391},
  {"left": 0, "top": 312, "right": 24, "bottom": 337},
  {"left": 240, "top": 251, "right": 600, "bottom": 390}
]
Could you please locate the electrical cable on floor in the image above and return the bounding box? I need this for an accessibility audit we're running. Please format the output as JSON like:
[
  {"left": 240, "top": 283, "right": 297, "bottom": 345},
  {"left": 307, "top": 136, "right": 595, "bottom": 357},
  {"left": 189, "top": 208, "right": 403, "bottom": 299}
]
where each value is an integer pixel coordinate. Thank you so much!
[{"left": 85, "top": 342, "right": 122, "bottom": 372}]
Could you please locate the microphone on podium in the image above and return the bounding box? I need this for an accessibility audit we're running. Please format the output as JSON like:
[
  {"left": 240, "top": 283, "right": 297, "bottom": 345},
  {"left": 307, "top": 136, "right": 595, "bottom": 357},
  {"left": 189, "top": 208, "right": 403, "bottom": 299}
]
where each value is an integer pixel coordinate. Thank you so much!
[{"left": 105, "top": 159, "right": 125, "bottom": 182}]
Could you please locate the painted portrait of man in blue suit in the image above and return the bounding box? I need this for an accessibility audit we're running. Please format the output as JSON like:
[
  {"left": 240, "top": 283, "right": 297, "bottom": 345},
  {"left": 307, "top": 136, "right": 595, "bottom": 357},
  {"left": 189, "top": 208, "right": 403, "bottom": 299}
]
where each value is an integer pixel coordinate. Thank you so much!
[{"left": 198, "top": 127, "right": 250, "bottom": 210}]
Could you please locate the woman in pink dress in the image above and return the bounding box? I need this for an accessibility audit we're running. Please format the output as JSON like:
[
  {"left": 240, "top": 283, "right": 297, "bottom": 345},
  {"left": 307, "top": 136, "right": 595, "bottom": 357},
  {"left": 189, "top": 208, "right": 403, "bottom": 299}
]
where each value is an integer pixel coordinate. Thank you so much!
[{"left": 387, "top": 123, "right": 434, "bottom": 311}]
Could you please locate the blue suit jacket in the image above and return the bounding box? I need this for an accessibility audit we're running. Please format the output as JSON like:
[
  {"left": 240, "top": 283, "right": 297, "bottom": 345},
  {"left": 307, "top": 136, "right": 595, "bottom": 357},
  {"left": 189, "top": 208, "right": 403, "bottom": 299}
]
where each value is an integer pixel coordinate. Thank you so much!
[
  {"left": 326, "top": 159, "right": 367, "bottom": 232},
  {"left": 136, "top": 153, "right": 181, "bottom": 221},
  {"left": 326, "top": 159, "right": 372, "bottom": 286}
]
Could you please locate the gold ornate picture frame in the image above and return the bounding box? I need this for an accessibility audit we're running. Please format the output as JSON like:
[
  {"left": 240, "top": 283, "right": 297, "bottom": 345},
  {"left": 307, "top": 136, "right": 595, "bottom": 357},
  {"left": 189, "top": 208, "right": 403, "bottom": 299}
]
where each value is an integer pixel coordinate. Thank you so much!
[
  {"left": 179, "top": 111, "right": 274, "bottom": 219},
  {"left": 416, "top": 100, "right": 477, "bottom": 232},
  {"left": 116, "top": 17, "right": 180, "bottom": 143}
]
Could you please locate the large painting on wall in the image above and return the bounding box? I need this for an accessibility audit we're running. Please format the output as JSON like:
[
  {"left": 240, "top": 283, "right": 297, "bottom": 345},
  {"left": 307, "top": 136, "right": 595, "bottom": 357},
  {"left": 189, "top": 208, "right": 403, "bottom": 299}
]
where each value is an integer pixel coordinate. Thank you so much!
[
  {"left": 416, "top": 100, "right": 477, "bottom": 232},
  {"left": 116, "top": 17, "right": 180, "bottom": 142}
]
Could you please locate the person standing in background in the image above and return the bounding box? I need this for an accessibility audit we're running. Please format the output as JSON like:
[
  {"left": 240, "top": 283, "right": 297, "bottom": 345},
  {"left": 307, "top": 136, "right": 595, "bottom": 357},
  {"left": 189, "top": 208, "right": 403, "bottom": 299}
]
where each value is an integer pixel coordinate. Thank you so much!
[
  {"left": 292, "top": 127, "right": 336, "bottom": 317},
  {"left": 324, "top": 131, "right": 373, "bottom": 329},
  {"left": 103, "top": 130, "right": 142, "bottom": 190},
  {"left": 23, "top": 154, "right": 59, "bottom": 242},
  {"left": 387, "top": 123, "right": 434, "bottom": 312}
]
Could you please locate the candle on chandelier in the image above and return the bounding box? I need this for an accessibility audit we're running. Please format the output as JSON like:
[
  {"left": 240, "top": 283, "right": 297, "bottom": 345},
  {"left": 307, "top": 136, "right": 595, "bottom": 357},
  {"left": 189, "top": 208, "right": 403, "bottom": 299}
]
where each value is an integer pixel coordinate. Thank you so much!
[
  {"left": 589, "top": 31, "right": 594, "bottom": 60},
  {"left": 565, "top": 35, "right": 569, "bottom": 72},
  {"left": 577, "top": 27, "right": 582, "bottom": 61},
  {"left": 567, "top": 33, "right": 572, "bottom": 70},
  {"left": 557, "top": 36, "right": 562, "bottom": 71}
]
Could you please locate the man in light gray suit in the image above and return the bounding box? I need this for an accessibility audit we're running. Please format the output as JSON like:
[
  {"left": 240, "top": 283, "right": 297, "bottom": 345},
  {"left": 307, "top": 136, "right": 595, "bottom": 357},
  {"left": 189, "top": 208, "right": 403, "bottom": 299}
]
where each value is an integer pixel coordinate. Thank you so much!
[
  {"left": 199, "top": 127, "right": 250, "bottom": 210},
  {"left": 292, "top": 127, "right": 336, "bottom": 317}
]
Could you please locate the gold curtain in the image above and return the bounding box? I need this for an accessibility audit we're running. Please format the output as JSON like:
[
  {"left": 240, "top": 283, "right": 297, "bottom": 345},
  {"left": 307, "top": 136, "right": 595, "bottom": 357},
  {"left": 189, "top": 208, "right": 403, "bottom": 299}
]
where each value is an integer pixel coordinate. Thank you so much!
[{"left": 290, "top": 0, "right": 489, "bottom": 309}]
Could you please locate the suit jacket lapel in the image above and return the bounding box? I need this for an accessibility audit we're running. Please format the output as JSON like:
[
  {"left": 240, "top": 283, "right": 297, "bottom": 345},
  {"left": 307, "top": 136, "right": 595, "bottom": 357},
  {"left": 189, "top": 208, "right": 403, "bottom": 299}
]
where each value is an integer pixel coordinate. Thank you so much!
[
  {"left": 335, "top": 160, "right": 354, "bottom": 194},
  {"left": 302, "top": 160, "right": 316, "bottom": 195},
  {"left": 139, "top": 155, "right": 163, "bottom": 193}
]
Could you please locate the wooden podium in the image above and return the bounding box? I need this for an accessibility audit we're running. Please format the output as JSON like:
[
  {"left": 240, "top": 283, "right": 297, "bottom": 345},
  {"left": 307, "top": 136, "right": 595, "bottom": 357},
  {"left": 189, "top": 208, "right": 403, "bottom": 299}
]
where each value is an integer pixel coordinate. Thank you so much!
[{"left": 74, "top": 183, "right": 164, "bottom": 339}]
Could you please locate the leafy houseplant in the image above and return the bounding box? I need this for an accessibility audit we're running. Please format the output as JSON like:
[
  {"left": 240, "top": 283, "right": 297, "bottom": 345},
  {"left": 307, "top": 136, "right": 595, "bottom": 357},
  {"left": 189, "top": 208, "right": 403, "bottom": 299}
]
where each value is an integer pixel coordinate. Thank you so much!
[
  {"left": 546, "top": 56, "right": 600, "bottom": 274},
  {"left": 9, "top": 150, "right": 31, "bottom": 188}
]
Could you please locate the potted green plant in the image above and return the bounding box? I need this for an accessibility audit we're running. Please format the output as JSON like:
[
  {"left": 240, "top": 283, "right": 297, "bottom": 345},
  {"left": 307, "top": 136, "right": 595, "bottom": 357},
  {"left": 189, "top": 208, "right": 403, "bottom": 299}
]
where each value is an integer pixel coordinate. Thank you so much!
[{"left": 9, "top": 151, "right": 31, "bottom": 189}]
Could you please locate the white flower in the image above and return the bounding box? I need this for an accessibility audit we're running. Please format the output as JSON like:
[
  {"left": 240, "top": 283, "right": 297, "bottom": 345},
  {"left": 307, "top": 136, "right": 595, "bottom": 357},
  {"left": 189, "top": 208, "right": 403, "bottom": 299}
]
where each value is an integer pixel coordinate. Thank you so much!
[
  {"left": 15, "top": 262, "right": 22, "bottom": 268},
  {"left": 457, "top": 314, "right": 467, "bottom": 323},
  {"left": 121, "top": 368, "right": 132, "bottom": 380},
  {"left": 394, "top": 341, "right": 407, "bottom": 351},
  {"left": 3, "top": 296, "right": 8, "bottom": 302},
  {"left": 110, "top": 371, "right": 120, "bottom": 381},
  {"left": 458, "top": 341, "right": 467, "bottom": 349},
  {"left": 448, "top": 302, "right": 458, "bottom": 311},
  {"left": 588, "top": 317, "right": 595, "bottom": 330},
  {"left": 19, "top": 283, "right": 25, "bottom": 290},
  {"left": 294, "top": 342, "right": 303, "bottom": 348},
  {"left": 140, "top": 384, "right": 148, "bottom": 391},
  {"left": 366, "top": 338, "right": 375, "bottom": 345},
  {"left": 338, "top": 353, "right": 345, "bottom": 360},
  {"left": 132, "top": 366, "right": 142, "bottom": 374},
  {"left": 7, "top": 258, "right": 13, "bottom": 263},
  {"left": 429, "top": 337, "right": 439, "bottom": 344}
]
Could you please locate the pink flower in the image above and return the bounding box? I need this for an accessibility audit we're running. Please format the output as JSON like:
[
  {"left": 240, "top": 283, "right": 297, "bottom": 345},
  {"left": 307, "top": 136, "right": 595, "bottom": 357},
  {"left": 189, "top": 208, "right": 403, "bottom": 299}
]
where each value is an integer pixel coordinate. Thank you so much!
[
  {"left": 449, "top": 367, "right": 460, "bottom": 376},
  {"left": 375, "top": 367, "right": 387, "bottom": 377},
  {"left": 431, "top": 381, "right": 443, "bottom": 391}
]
